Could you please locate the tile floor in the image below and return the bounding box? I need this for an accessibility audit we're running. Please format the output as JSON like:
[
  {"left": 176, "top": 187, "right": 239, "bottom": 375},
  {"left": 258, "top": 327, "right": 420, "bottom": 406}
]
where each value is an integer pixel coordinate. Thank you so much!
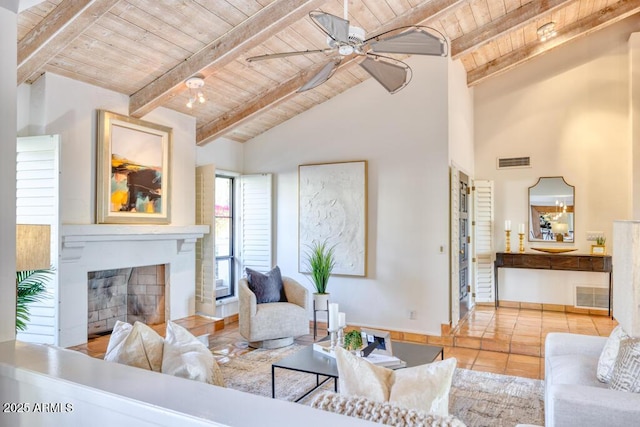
[
  {"left": 448, "top": 305, "right": 617, "bottom": 379},
  {"left": 70, "top": 306, "right": 617, "bottom": 381}
]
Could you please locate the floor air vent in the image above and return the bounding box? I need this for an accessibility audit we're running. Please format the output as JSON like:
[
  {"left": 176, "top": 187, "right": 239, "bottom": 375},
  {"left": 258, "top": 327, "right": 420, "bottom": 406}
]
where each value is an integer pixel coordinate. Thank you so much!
[
  {"left": 497, "top": 157, "right": 531, "bottom": 169},
  {"left": 575, "top": 285, "right": 609, "bottom": 310}
]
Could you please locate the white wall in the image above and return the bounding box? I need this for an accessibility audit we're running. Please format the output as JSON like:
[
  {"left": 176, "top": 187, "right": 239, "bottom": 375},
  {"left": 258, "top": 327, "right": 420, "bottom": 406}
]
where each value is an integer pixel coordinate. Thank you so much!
[
  {"left": 242, "top": 56, "right": 452, "bottom": 336},
  {"left": 21, "top": 73, "right": 197, "bottom": 226},
  {"left": 197, "top": 137, "right": 244, "bottom": 171},
  {"left": 475, "top": 17, "right": 640, "bottom": 305},
  {"left": 0, "top": 2, "right": 18, "bottom": 343},
  {"left": 631, "top": 34, "right": 640, "bottom": 219},
  {"left": 448, "top": 58, "right": 474, "bottom": 176}
]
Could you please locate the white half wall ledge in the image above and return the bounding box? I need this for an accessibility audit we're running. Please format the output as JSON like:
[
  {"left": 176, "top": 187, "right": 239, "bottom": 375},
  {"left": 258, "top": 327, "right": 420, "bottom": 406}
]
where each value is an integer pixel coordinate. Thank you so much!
[{"left": 0, "top": 341, "right": 374, "bottom": 427}]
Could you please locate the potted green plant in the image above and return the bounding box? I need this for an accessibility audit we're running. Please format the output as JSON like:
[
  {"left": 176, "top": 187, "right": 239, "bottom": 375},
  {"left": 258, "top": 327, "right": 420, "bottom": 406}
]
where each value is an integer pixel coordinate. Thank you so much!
[
  {"left": 304, "top": 240, "right": 336, "bottom": 310},
  {"left": 343, "top": 330, "right": 363, "bottom": 352},
  {"left": 16, "top": 269, "right": 52, "bottom": 332},
  {"left": 591, "top": 236, "right": 607, "bottom": 255}
]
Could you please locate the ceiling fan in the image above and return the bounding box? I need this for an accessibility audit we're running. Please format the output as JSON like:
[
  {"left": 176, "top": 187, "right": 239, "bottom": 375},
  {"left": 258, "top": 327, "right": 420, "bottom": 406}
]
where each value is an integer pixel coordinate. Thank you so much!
[{"left": 246, "top": 1, "right": 448, "bottom": 94}]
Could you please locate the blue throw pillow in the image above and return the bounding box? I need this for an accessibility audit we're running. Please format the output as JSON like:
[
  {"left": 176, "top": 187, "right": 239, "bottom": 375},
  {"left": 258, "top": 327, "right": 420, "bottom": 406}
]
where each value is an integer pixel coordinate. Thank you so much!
[{"left": 245, "top": 266, "right": 287, "bottom": 304}]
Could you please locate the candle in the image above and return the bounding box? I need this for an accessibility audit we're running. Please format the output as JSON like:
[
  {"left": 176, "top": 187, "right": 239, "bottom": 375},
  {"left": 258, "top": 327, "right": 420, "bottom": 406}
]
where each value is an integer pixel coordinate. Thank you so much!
[
  {"left": 328, "top": 303, "right": 339, "bottom": 332},
  {"left": 505, "top": 220, "right": 511, "bottom": 231},
  {"left": 519, "top": 223, "right": 525, "bottom": 234},
  {"left": 338, "top": 312, "right": 346, "bottom": 328}
]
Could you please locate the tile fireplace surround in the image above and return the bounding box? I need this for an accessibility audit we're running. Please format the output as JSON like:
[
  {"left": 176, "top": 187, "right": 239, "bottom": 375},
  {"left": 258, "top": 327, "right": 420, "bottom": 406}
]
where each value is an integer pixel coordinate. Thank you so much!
[{"left": 59, "top": 224, "right": 208, "bottom": 348}]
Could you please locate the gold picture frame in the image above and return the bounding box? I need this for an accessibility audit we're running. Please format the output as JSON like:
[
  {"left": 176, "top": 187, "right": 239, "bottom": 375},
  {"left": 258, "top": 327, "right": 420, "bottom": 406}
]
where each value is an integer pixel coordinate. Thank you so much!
[
  {"left": 97, "top": 110, "right": 172, "bottom": 224},
  {"left": 591, "top": 245, "right": 606, "bottom": 255}
]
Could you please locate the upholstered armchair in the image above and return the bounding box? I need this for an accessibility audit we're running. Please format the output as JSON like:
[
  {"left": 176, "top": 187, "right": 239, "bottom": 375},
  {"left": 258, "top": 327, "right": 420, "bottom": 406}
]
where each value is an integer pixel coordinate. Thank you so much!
[{"left": 239, "top": 276, "right": 309, "bottom": 349}]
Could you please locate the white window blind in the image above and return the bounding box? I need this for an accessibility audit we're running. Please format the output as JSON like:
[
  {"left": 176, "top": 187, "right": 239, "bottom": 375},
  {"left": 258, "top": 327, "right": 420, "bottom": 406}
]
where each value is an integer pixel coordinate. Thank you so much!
[
  {"left": 195, "top": 164, "right": 215, "bottom": 314},
  {"left": 473, "top": 180, "right": 495, "bottom": 303},
  {"left": 16, "top": 135, "right": 60, "bottom": 344},
  {"left": 239, "top": 174, "right": 273, "bottom": 274}
]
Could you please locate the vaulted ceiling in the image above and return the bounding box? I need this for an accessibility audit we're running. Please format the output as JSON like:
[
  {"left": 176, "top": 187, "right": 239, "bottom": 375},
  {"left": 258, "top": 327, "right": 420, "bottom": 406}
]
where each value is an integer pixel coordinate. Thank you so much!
[{"left": 17, "top": 0, "right": 640, "bottom": 145}]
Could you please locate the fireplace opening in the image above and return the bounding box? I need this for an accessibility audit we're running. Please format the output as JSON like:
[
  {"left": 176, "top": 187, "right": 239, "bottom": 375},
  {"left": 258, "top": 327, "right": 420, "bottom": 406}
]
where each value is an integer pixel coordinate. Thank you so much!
[{"left": 88, "top": 264, "right": 166, "bottom": 338}]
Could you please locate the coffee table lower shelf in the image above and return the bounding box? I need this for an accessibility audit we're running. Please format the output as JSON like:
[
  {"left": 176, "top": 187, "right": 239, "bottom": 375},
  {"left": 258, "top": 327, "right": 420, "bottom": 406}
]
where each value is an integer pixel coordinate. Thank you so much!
[{"left": 271, "top": 366, "right": 337, "bottom": 402}]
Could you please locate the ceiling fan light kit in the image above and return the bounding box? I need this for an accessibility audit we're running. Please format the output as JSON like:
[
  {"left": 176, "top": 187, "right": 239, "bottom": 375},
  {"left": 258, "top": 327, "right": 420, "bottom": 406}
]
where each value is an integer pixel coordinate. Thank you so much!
[
  {"left": 246, "top": 1, "right": 448, "bottom": 95},
  {"left": 185, "top": 74, "right": 206, "bottom": 109}
]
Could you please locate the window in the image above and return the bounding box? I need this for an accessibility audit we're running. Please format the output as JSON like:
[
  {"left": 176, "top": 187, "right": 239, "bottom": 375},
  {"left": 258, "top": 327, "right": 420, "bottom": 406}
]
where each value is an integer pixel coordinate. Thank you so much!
[{"left": 215, "top": 175, "right": 234, "bottom": 299}]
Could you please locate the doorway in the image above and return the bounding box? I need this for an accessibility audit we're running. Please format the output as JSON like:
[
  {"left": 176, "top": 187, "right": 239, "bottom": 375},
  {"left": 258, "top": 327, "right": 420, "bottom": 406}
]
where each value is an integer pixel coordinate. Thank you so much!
[{"left": 458, "top": 172, "right": 470, "bottom": 319}]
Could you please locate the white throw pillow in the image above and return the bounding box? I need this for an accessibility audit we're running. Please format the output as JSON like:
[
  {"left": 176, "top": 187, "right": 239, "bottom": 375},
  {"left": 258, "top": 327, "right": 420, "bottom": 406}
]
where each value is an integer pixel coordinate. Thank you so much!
[
  {"left": 105, "top": 320, "right": 132, "bottom": 356},
  {"left": 335, "top": 346, "right": 393, "bottom": 401},
  {"left": 104, "top": 321, "right": 164, "bottom": 372},
  {"left": 335, "top": 347, "right": 457, "bottom": 416},
  {"left": 597, "top": 325, "right": 629, "bottom": 383},
  {"left": 161, "top": 321, "right": 225, "bottom": 386},
  {"left": 609, "top": 338, "right": 640, "bottom": 393}
]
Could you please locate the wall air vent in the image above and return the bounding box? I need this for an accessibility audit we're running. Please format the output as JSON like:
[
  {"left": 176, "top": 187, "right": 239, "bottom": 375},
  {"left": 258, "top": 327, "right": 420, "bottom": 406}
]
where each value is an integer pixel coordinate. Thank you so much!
[
  {"left": 575, "top": 285, "right": 609, "bottom": 310},
  {"left": 496, "top": 157, "right": 531, "bottom": 169}
]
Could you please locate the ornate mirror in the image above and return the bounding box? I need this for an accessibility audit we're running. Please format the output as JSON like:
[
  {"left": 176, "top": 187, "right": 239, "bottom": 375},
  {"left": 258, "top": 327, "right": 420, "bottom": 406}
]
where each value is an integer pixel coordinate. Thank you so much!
[{"left": 528, "top": 177, "right": 575, "bottom": 243}]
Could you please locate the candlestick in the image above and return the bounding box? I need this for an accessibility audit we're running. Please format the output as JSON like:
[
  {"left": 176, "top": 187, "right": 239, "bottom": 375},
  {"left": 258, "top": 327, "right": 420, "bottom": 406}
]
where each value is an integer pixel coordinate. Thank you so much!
[
  {"left": 505, "top": 220, "right": 511, "bottom": 231},
  {"left": 519, "top": 223, "right": 525, "bottom": 234},
  {"left": 328, "top": 303, "right": 339, "bottom": 332},
  {"left": 338, "top": 312, "right": 346, "bottom": 328},
  {"left": 505, "top": 230, "right": 511, "bottom": 253},
  {"left": 329, "top": 330, "right": 338, "bottom": 351},
  {"left": 519, "top": 233, "right": 525, "bottom": 253}
]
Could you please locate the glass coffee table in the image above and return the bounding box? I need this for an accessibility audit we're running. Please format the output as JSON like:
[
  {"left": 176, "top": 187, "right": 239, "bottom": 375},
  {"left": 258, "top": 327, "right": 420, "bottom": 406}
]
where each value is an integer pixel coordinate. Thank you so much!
[{"left": 271, "top": 341, "right": 444, "bottom": 402}]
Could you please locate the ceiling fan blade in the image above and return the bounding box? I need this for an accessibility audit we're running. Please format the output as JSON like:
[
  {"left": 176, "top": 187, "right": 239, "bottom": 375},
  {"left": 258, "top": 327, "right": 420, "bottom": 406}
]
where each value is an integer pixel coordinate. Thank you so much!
[
  {"left": 368, "top": 27, "right": 446, "bottom": 56},
  {"left": 310, "top": 11, "right": 350, "bottom": 44},
  {"left": 297, "top": 58, "right": 342, "bottom": 93},
  {"left": 359, "top": 55, "right": 412, "bottom": 94},
  {"left": 247, "top": 48, "right": 335, "bottom": 62}
]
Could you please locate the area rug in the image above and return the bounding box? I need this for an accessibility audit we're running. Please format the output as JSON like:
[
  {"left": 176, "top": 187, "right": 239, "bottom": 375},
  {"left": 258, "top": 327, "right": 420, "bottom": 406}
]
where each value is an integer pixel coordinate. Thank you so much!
[{"left": 218, "top": 345, "right": 544, "bottom": 427}]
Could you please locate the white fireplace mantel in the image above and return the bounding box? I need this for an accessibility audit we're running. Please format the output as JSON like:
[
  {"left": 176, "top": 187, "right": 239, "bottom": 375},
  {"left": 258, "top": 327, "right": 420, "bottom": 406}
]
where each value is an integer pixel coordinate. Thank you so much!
[
  {"left": 58, "top": 224, "right": 209, "bottom": 347},
  {"left": 61, "top": 224, "right": 209, "bottom": 261}
]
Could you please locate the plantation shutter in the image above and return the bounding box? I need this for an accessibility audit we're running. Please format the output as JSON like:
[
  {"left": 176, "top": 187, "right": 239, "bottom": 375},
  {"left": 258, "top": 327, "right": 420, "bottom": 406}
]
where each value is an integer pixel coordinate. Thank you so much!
[
  {"left": 195, "top": 164, "right": 215, "bottom": 314},
  {"left": 473, "top": 180, "right": 495, "bottom": 303},
  {"left": 16, "top": 135, "right": 60, "bottom": 344},
  {"left": 239, "top": 174, "right": 273, "bottom": 274}
]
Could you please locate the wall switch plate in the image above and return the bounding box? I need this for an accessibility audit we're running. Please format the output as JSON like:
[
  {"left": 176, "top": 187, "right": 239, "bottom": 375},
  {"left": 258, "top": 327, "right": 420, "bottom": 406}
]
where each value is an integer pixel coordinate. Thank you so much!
[
  {"left": 409, "top": 310, "right": 417, "bottom": 320},
  {"left": 586, "top": 231, "right": 605, "bottom": 241}
]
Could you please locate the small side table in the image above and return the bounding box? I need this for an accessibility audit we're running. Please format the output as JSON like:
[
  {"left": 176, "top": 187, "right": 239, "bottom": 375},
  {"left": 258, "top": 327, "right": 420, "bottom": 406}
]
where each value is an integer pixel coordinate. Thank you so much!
[{"left": 313, "top": 299, "right": 329, "bottom": 340}]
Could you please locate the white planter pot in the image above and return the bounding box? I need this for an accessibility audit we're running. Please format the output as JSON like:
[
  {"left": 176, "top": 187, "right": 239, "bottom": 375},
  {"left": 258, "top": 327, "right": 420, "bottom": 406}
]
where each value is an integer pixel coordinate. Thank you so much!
[{"left": 313, "top": 293, "right": 330, "bottom": 311}]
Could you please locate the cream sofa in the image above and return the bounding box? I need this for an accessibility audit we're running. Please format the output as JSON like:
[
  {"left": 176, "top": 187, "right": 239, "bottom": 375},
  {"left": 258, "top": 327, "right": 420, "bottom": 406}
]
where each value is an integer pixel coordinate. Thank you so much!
[
  {"left": 545, "top": 332, "right": 640, "bottom": 426},
  {"left": 239, "top": 276, "right": 309, "bottom": 349}
]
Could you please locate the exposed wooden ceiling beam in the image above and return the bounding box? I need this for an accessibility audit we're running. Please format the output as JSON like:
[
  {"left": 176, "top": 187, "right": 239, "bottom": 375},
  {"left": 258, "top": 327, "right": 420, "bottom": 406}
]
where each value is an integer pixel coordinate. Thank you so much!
[
  {"left": 451, "top": 0, "right": 573, "bottom": 59},
  {"left": 196, "top": 0, "right": 466, "bottom": 145},
  {"left": 17, "top": 0, "right": 118, "bottom": 85},
  {"left": 128, "top": 0, "right": 327, "bottom": 118},
  {"left": 196, "top": 68, "right": 318, "bottom": 145},
  {"left": 467, "top": 0, "right": 640, "bottom": 86}
]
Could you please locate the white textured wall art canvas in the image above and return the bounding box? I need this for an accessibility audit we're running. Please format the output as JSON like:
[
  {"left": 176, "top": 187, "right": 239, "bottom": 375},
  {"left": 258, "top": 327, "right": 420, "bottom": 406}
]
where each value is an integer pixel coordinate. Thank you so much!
[{"left": 298, "top": 161, "right": 367, "bottom": 276}]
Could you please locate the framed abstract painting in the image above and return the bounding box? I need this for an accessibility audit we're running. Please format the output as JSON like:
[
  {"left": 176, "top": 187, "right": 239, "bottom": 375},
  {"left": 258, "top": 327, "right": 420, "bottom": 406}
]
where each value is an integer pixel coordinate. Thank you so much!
[
  {"left": 298, "top": 160, "right": 367, "bottom": 276},
  {"left": 96, "top": 110, "right": 172, "bottom": 224}
]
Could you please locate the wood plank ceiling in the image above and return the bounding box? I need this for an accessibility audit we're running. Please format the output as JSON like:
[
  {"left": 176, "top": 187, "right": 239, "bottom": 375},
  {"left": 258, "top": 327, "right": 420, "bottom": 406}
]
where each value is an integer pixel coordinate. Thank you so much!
[{"left": 16, "top": 0, "right": 640, "bottom": 145}]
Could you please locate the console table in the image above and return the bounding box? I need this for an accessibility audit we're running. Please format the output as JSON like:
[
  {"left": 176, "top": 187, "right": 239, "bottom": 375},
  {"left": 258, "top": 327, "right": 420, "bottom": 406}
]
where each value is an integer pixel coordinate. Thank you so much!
[{"left": 494, "top": 252, "right": 613, "bottom": 316}]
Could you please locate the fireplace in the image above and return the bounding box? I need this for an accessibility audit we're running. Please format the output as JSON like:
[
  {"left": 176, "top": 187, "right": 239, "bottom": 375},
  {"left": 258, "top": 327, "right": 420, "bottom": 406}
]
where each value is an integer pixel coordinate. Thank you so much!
[
  {"left": 87, "top": 264, "right": 166, "bottom": 338},
  {"left": 59, "top": 224, "right": 208, "bottom": 347}
]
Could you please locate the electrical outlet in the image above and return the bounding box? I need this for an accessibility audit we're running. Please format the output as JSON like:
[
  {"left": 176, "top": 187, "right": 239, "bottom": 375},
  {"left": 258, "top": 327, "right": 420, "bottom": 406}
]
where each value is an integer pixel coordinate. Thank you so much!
[
  {"left": 409, "top": 310, "right": 417, "bottom": 320},
  {"left": 586, "top": 231, "right": 605, "bottom": 241}
]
